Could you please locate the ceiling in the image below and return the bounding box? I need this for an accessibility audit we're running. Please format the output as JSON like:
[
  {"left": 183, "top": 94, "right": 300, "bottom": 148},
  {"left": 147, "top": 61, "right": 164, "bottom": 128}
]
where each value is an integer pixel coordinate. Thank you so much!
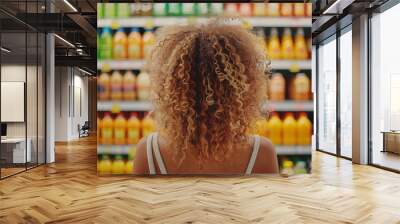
[{"left": 0, "top": 0, "right": 96, "bottom": 74}]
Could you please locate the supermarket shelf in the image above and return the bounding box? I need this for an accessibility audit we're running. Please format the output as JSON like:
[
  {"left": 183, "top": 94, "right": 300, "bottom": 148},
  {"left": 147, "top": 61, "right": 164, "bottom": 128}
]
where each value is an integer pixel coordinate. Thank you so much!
[
  {"left": 98, "top": 145, "right": 135, "bottom": 155},
  {"left": 97, "top": 101, "right": 153, "bottom": 111},
  {"left": 98, "top": 60, "right": 145, "bottom": 70},
  {"left": 97, "top": 144, "right": 310, "bottom": 155},
  {"left": 264, "top": 101, "right": 314, "bottom": 112},
  {"left": 98, "top": 100, "right": 313, "bottom": 112},
  {"left": 271, "top": 60, "right": 311, "bottom": 70},
  {"left": 98, "top": 59, "right": 311, "bottom": 70},
  {"left": 276, "top": 145, "right": 311, "bottom": 155},
  {"left": 98, "top": 17, "right": 311, "bottom": 28}
]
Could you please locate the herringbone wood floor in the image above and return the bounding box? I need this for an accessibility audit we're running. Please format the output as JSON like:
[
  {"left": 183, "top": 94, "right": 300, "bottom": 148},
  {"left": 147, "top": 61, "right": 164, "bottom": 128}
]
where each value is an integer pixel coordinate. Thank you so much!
[{"left": 1, "top": 136, "right": 400, "bottom": 224}]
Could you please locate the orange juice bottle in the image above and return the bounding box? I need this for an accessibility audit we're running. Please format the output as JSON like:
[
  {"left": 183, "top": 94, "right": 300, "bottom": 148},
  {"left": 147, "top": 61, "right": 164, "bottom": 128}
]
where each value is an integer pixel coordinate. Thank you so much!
[
  {"left": 281, "top": 28, "right": 294, "bottom": 60},
  {"left": 293, "top": 3, "right": 305, "bottom": 17},
  {"left": 267, "top": 112, "right": 282, "bottom": 145},
  {"left": 142, "top": 28, "right": 155, "bottom": 60},
  {"left": 123, "top": 71, "right": 136, "bottom": 100},
  {"left": 127, "top": 112, "right": 140, "bottom": 144},
  {"left": 282, "top": 113, "right": 296, "bottom": 145},
  {"left": 280, "top": 3, "right": 293, "bottom": 17},
  {"left": 101, "top": 113, "right": 114, "bottom": 145},
  {"left": 306, "top": 3, "right": 312, "bottom": 17},
  {"left": 269, "top": 73, "right": 285, "bottom": 101},
  {"left": 137, "top": 70, "right": 151, "bottom": 101},
  {"left": 294, "top": 28, "right": 308, "bottom": 60},
  {"left": 110, "top": 71, "right": 123, "bottom": 100},
  {"left": 255, "top": 28, "right": 267, "bottom": 56},
  {"left": 225, "top": 3, "right": 239, "bottom": 15},
  {"left": 239, "top": 3, "right": 252, "bottom": 17},
  {"left": 141, "top": 113, "right": 155, "bottom": 138},
  {"left": 114, "top": 113, "right": 126, "bottom": 145},
  {"left": 253, "top": 3, "right": 266, "bottom": 16},
  {"left": 113, "top": 28, "right": 128, "bottom": 59},
  {"left": 268, "top": 28, "right": 281, "bottom": 60},
  {"left": 128, "top": 28, "right": 142, "bottom": 59},
  {"left": 296, "top": 112, "right": 312, "bottom": 145},
  {"left": 255, "top": 118, "right": 269, "bottom": 138},
  {"left": 293, "top": 73, "right": 310, "bottom": 100},
  {"left": 98, "top": 72, "right": 110, "bottom": 100},
  {"left": 266, "top": 3, "right": 280, "bottom": 16}
]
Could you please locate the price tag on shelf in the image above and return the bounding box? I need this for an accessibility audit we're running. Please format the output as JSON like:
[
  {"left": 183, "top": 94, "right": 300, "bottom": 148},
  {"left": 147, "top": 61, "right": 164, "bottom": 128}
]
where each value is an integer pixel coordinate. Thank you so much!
[
  {"left": 241, "top": 19, "right": 252, "bottom": 30},
  {"left": 289, "top": 63, "right": 300, "bottom": 73},
  {"left": 111, "top": 103, "right": 121, "bottom": 114},
  {"left": 111, "top": 21, "right": 120, "bottom": 30},
  {"left": 187, "top": 17, "right": 197, "bottom": 25},
  {"left": 144, "top": 19, "right": 154, "bottom": 29},
  {"left": 101, "top": 63, "right": 111, "bottom": 73}
]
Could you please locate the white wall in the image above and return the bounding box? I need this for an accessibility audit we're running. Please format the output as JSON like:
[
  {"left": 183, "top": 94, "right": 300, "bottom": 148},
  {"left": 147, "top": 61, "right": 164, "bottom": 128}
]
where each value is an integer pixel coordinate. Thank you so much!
[{"left": 54, "top": 67, "right": 89, "bottom": 141}]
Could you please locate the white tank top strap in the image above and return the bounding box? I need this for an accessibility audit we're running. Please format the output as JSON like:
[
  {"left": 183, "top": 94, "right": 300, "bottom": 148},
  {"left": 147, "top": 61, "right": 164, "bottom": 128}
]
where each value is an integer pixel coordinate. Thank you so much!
[
  {"left": 152, "top": 132, "right": 167, "bottom": 174},
  {"left": 245, "top": 135, "right": 261, "bottom": 175},
  {"left": 146, "top": 133, "right": 156, "bottom": 175}
]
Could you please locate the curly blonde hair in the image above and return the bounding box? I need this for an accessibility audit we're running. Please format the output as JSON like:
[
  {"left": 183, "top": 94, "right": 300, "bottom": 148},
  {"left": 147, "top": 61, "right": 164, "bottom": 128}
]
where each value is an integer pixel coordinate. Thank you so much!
[{"left": 146, "top": 20, "right": 270, "bottom": 165}]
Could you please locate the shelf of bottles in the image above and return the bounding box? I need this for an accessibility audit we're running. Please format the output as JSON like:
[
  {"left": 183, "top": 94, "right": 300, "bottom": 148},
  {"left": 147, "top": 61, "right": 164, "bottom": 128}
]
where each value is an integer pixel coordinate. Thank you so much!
[
  {"left": 97, "top": 2, "right": 313, "bottom": 175},
  {"left": 97, "top": 100, "right": 314, "bottom": 112}
]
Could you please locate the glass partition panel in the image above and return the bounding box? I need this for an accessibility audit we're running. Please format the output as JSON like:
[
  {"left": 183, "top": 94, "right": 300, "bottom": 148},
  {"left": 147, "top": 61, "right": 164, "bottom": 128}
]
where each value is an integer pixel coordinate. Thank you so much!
[
  {"left": 371, "top": 4, "right": 400, "bottom": 171},
  {"left": 339, "top": 28, "right": 352, "bottom": 158},
  {"left": 317, "top": 36, "right": 337, "bottom": 154}
]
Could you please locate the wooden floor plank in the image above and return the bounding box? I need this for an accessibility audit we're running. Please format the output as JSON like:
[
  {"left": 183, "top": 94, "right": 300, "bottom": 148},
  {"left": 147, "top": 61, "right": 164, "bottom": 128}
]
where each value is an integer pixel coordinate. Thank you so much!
[{"left": 0, "top": 135, "right": 399, "bottom": 223}]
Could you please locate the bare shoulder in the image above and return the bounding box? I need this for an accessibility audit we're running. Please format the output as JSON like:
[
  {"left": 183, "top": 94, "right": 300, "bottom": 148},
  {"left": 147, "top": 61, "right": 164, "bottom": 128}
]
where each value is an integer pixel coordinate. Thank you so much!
[
  {"left": 133, "top": 137, "right": 149, "bottom": 175},
  {"left": 252, "top": 136, "right": 279, "bottom": 174}
]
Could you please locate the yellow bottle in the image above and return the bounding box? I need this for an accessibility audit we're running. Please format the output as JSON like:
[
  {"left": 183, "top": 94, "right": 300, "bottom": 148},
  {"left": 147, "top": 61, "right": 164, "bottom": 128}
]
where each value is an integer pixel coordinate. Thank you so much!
[
  {"left": 281, "top": 28, "right": 294, "bottom": 60},
  {"left": 98, "top": 155, "right": 112, "bottom": 174},
  {"left": 255, "top": 118, "right": 269, "bottom": 138},
  {"left": 253, "top": 3, "right": 266, "bottom": 16},
  {"left": 142, "top": 28, "right": 155, "bottom": 59},
  {"left": 255, "top": 29, "right": 267, "bottom": 56},
  {"left": 268, "top": 28, "right": 281, "bottom": 60},
  {"left": 141, "top": 113, "right": 155, "bottom": 138},
  {"left": 127, "top": 112, "right": 140, "bottom": 144},
  {"left": 282, "top": 113, "right": 297, "bottom": 145},
  {"left": 128, "top": 28, "right": 142, "bottom": 59},
  {"left": 296, "top": 112, "right": 312, "bottom": 145},
  {"left": 101, "top": 113, "right": 114, "bottom": 145},
  {"left": 269, "top": 73, "right": 286, "bottom": 101},
  {"left": 98, "top": 72, "right": 110, "bottom": 101},
  {"left": 293, "top": 73, "right": 310, "bottom": 100},
  {"left": 123, "top": 70, "right": 136, "bottom": 100},
  {"left": 110, "top": 71, "right": 123, "bottom": 101},
  {"left": 137, "top": 70, "right": 151, "bottom": 101},
  {"left": 113, "top": 28, "right": 128, "bottom": 59},
  {"left": 125, "top": 160, "right": 134, "bottom": 174},
  {"left": 294, "top": 28, "right": 308, "bottom": 60},
  {"left": 111, "top": 155, "right": 126, "bottom": 174},
  {"left": 267, "top": 112, "right": 282, "bottom": 145},
  {"left": 114, "top": 113, "right": 126, "bottom": 145}
]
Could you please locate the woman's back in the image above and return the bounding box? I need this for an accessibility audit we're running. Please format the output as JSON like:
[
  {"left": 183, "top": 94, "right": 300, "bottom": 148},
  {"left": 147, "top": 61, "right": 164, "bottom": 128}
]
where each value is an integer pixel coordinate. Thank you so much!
[
  {"left": 134, "top": 133, "right": 278, "bottom": 174},
  {"left": 133, "top": 20, "right": 279, "bottom": 174}
]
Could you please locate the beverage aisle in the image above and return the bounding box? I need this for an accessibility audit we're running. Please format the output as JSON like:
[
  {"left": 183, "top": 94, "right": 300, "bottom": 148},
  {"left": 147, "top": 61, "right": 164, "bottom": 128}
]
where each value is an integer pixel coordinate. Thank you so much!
[{"left": 97, "top": 3, "right": 313, "bottom": 175}]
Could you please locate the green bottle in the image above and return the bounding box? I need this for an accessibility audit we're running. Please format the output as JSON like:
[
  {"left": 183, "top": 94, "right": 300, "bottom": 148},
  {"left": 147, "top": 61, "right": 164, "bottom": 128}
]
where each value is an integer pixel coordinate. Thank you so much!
[
  {"left": 100, "top": 28, "right": 113, "bottom": 59},
  {"left": 97, "top": 33, "right": 100, "bottom": 59},
  {"left": 182, "top": 3, "right": 196, "bottom": 16},
  {"left": 168, "top": 3, "right": 182, "bottom": 16},
  {"left": 104, "top": 3, "right": 116, "bottom": 19},
  {"left": 117, "top": 3, "right": 130, "bottom": 18},
  {"left": 97, "top": 3, "right": 104, "bottom": 19},
  {"left": 153, "top": 3, "right": 168, "bottom": 16},
  {"left": 196, "top": 3, "right": 209, "bottom": 16}
]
